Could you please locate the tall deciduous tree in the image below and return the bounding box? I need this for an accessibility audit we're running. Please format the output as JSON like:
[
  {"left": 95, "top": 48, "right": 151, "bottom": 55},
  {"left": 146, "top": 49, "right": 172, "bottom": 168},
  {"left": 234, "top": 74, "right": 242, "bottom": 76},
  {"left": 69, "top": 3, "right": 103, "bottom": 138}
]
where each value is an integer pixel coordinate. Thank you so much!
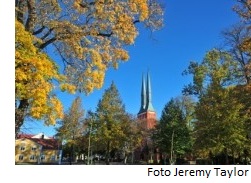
[
  {"left": 118, "top": 113, "right": 144, "bottom": 164},
  {"left": 233, "top": 0, "right": 251, "bottom": 80},
  {"left": 56, "top": 96, "right": 85, "bottom": 164},
  {"left": 152, "top": 99, "right": 192, "bottom": 164},
  {"left": 221, "top": 24, "right": 251, "bottom": 147},
  {"left": 184, "top": 49, "right": 250, "bottom": 164},
  {"left": 15, "top": 20, "right": 75, "bottom": 136},
  {"left": 93, "top": 82, "right": 127, "bottom": 164},
  {"left": 194, "top": 85, "right": 248, "bottom": 164},
  {"left": 15, "top": 0, "right": 164, "bottom": 134},
  {"left": 222, "top": 23, "right": 251, "bottom": 85}
]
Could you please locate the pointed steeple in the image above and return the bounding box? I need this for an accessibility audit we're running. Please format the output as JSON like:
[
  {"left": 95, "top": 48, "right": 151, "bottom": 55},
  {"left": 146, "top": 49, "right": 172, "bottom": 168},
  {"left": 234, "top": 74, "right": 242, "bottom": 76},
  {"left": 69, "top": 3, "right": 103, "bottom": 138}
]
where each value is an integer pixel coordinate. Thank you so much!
[
  {"left": 138, "top": 74, "right": 146, "bottom": 114},
  {"left": 145, "top": 71, "right": 155, "bottom": 112}
]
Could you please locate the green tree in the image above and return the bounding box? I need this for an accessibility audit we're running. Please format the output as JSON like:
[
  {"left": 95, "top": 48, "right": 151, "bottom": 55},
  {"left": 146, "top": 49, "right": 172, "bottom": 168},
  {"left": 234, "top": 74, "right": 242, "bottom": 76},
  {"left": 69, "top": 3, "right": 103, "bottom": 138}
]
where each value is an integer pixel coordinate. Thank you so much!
[
  {"left": 221, "top": 24, "right": 251, "bottom": 155},
  {"left": 56, "top": 96, "right": 85, "bottom": 164},
  {"left": 93, "top": 82, "right": 127, "bottom": 164},
  {"left": 152, "top": 99, "right": 192, "bottom": 165},
  {"left": 194, "top": 86, "right": 248, "bottom": 164},
  {"left": 174, "top": 95, "right": 196, "bottom": 130},
  {"left": 184, "top": 49, "right": 250, "bottom": 164},
  {"left": 118, "top": 113, "right": 144, "bottom": 164}
]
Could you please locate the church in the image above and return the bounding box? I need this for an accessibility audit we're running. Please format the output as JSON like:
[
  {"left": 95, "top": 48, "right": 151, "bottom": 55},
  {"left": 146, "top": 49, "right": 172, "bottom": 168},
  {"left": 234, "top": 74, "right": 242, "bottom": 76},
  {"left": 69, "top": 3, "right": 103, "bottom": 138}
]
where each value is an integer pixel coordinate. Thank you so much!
[
  {"left": 137, "top": 72, "right": 157, "bottom": 129},
  {"left": 135, "top": 72, "right": 160, "bottom": 164}
]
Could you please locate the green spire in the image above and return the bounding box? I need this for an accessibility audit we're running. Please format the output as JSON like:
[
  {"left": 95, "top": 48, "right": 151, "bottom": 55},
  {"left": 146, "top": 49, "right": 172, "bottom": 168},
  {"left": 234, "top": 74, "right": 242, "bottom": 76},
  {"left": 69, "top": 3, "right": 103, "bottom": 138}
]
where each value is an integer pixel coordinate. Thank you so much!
[
  {"left": 138, "top": 72, "right": 155, "bottom": 114},
  {"left": 138, "top": 74, "right": 146, "bottom": 114},
  {"left": 145, "top": 71, "right": 155, "bottom": 112}
]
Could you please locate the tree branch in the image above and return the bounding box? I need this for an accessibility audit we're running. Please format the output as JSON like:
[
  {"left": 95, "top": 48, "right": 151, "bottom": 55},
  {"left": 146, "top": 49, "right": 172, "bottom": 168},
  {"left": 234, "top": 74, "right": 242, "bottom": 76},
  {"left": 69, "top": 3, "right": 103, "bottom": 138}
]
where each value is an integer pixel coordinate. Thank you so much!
[
  {"left": 39, "top": 37, "right": 57, "bottom": 49},
  {"left": 41, "top": 28, "right": 54, "bottom": 40},
  {"left": 32, "top": 26, "right": 45, "bottom": 35},
  {"left": 98, "top": 32, "right": 113, "bottom": 37}
]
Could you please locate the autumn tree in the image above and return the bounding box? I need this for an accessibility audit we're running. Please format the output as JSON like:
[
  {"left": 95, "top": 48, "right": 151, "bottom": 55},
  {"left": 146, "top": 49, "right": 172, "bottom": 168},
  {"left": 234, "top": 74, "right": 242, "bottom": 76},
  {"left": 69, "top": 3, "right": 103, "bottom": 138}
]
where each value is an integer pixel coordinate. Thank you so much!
[
  {"left": 184, "top": 50, "right": 250, "bottom": 164},
  {"left": 222, "top": 24, "right": 251, "bottom": 85},
  {"left": 232, "top": 0, "right": 251, "bottom": 79},
  {"left": 234, "top": 0, "right": 251, "bottom": 23},
  {"left": 15, "top": 21, "right": 71, "bottom": 137},
  {"left": 152, "top": 98, "right": 192, "bottom": 165},
  {"left": 117, "top": 113, "right": 144, "bottom": 164},
  {"left": 15, "top": 0, "right": 164, "bottom": 134},
  {"left": 56, "top": 96, "right": 85, "bottom": 164},
  {"left": 195, "top": 86, "right": 248, "bottom": 164},
  {"left": 221, "top": 24, "right": 251, "bottom": 149},
  {"left": 92, "top": 82, "right": 130, "bottom": 164}
]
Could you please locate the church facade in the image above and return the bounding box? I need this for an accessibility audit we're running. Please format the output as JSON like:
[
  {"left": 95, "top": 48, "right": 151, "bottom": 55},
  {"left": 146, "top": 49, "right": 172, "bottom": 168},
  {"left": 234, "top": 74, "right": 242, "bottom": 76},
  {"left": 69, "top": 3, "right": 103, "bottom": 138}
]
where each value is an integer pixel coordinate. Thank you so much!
[{"left": 135, "top": 72, "right": 160, "bottom": 164}]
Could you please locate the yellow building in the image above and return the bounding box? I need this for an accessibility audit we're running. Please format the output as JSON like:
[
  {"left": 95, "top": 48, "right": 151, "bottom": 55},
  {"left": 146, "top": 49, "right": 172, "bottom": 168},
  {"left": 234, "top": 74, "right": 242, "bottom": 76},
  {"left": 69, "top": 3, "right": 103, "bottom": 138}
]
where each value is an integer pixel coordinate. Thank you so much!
[{"left": 15, "top": 133, "right": 62, "bottom": 164}]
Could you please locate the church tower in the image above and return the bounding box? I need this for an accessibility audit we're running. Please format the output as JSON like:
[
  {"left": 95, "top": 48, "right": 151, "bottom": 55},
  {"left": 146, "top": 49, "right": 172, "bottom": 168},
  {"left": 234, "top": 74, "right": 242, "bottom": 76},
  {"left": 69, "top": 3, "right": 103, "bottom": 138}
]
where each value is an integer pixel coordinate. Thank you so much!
[{"left": 137, "top": 72, "right": 156, "bottom": 129}]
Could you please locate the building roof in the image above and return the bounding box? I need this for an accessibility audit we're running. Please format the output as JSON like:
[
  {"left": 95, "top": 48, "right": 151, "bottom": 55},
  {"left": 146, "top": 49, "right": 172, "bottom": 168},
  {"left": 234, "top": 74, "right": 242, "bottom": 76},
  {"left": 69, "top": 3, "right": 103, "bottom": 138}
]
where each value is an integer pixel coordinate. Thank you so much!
[
  {"left": 31, "top": 133, "right": 51, "bottom": 139},
  {"left": 16, "top": 133, "right": 61, "bottom": 150},
  {"left": 31, "top": 138, "right": 60, "bottom": 150},
  {"left": 16, "top": 134, "right": 34, "bottom": 139}
]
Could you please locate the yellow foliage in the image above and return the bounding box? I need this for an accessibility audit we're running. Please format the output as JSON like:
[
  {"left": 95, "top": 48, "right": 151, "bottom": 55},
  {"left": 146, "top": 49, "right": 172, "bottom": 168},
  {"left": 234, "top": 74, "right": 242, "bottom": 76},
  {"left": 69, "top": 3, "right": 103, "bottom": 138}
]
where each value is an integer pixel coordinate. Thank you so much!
[
  {"left": 241, "top": 37, "right": 251, "bottom": 53},
  {"left": 16, "top": 0, "right": 163, "bottom": 95},
  {"left": 15, "top": 20, "right": 75, "bottom": 125}
]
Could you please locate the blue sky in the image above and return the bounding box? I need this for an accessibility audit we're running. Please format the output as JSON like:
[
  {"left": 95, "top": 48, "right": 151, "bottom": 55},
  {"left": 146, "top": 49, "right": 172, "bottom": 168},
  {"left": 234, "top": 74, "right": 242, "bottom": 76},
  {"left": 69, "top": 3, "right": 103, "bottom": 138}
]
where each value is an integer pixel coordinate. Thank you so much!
[{"left": 21, "top": 0, "right": 240, "bottom": 136}]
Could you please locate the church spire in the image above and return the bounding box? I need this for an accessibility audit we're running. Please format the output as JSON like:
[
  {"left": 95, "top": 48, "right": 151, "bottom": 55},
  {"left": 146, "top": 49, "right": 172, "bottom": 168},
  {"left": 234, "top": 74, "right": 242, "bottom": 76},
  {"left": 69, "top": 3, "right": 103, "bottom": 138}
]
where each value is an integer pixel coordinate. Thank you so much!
[
  {"left": 138, "top": 74, "right": 146, "bottom": 114},
  {"left": 138, "top": 72, "right": 155, "bottom": 114},
  {"left": 145, "top": 71, "right": 155, "bottom": 112}
]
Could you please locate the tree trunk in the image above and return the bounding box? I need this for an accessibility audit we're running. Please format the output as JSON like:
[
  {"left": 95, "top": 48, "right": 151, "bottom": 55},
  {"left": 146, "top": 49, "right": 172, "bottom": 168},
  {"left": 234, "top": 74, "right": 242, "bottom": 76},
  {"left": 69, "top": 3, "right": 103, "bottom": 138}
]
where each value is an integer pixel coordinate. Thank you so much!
[
  {"left": 15, "top": 99, "right": 29, "bottom": 138},
  {"left": 170, "top": 130, "right": 175, "bottom": 165},
  {"left": 69, "top": 144, "right": 74, "bottom": 165},
  {"left": 225, "top": 148, "right": 229, "bottom": 165},
  {"left": 124, "top": 154, "right": 127, "bottom": 165},
  {"left": 25, "top": 0, "right": 36, "bottom": 31},
  {"left": 131, "top": 150, "right": 134, "bottom": 164},
  {"left": 105, "top": 141, "right": 110, "bottom": 165},
  {"left": 16, "top": 0, "right": 25, "bottom": 24}
]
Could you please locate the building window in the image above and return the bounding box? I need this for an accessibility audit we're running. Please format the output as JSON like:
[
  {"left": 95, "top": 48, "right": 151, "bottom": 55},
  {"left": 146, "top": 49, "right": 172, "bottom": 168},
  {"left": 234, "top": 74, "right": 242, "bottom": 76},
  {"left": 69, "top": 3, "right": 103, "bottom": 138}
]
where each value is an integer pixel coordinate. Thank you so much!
[
  {"left": 51, "top": 155, "right": 55, "bottom": 161},
  {"left": 19, "top": 155, "right": 24, "bottom": 160},
  {"left": 20, "top": 146, "right": 25, "bottom": 151},
  {"left": 41, "top": 155, "right": 45, "bottom": 160},
  {"left": 31, "top": 146, "right": 37, "bottom": 151},
  {"left": 30, "top": 155, "right": 36, "bottom": 160}
]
